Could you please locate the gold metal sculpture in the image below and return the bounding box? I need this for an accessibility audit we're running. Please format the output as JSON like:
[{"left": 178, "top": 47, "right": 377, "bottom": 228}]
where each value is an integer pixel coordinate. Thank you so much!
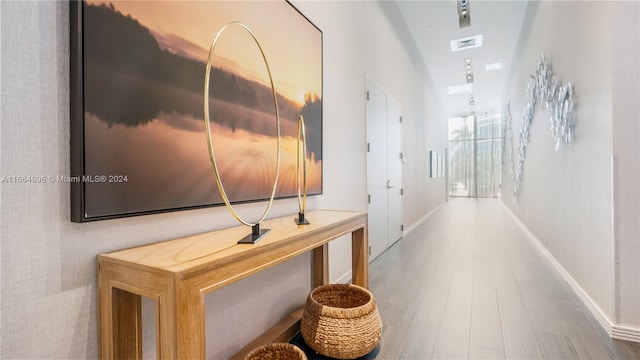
[
  {"left": 204, "top": 22, "right": 281, "bottom": 244},
  {"left": 295, "top": 115, "right": 310, "bottom": 225}
]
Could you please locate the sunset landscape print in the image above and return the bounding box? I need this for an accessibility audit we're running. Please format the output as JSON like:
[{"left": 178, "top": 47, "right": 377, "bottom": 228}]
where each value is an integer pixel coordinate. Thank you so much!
[{"left": 79, "top": 1, "right": 322, "bottom": 220}]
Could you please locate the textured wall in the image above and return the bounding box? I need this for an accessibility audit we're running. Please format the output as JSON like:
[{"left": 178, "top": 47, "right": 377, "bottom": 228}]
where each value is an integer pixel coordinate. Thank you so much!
[
  {"left": 504, "top": 0, "right": 640, "bottom": 334},
  {"left": 502, "top": 1, "right": 616, "bottom": 322},
  {"left": 0, "top": 3, "right": 312, "bottom": 358},
  {"left": 0, "top": 1, "right": 445, "bottom": 358},
  {"left": 612, "top": 1, "right": 640, "bottom": 331}
]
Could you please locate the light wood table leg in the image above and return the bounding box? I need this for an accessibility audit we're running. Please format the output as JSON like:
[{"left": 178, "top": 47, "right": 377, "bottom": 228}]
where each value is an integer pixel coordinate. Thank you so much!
[
  {"left": 176, "top": 285, "right": 206, "bottom": 359},
  {"left": 352, "top": 227, "right": 369, "bottom": 288},
  {"left": 155, "top": 290, "right": 176, "bottom": 360},
  {"left": 112, "top": 288, "right": 142, "bottom": 360},
  {"left": 98, "top": 270, "right": 113, "bottom": 360},
  {"left": 312, "top": 244, "right": 329, "bottom": 288}
]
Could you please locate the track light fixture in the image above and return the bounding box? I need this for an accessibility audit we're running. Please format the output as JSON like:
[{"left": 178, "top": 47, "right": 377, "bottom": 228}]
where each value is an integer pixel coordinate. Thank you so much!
[
  {"left": 464, "top": 56, "right": 473, "bottom": 83},
  {"left": 457, "top": 0, "right": 471, "bottom": 28}
]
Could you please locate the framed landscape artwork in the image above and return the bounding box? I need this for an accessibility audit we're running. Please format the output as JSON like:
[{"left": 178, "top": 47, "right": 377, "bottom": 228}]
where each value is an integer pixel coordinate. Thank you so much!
[
  {"left": 70, "top": 1, "right": 323, "bottom": 222},
  {"left": 430, "top": 151, "right": 446, "bottom": 178}
]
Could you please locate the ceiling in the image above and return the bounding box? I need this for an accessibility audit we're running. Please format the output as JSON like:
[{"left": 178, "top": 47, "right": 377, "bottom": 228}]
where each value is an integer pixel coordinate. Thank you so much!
[{"left": 395, "top": 0, "right": 529, "bottom": 118}]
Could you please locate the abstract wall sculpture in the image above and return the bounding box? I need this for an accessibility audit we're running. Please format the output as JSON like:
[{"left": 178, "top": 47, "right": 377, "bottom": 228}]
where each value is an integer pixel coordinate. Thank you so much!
[
  {"left": 502, "top": 101, "right": 518, "bottom": 197},
  {"left": 534, "top": 54, "right": 577, "bottom": 150},
  {"left": 502, "top": 53, "right": 577, "bottom": 198}
]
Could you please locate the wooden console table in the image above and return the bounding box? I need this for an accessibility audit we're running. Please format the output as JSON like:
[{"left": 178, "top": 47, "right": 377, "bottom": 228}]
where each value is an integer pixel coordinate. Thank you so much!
[{"left": 97, "top": 210, "right": 368, "bottom": 359}]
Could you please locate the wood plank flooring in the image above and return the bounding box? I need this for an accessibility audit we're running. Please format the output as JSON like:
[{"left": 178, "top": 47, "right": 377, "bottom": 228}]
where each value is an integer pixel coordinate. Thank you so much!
[{"left": 369, "top": 198, "right": 640, "bottom": 359}]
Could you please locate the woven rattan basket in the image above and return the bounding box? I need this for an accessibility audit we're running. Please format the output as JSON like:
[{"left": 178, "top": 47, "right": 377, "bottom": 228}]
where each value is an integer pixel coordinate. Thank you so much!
[
  {"left": 244, "top": 343, "right": 307, "bottom": 360},
  {"left": 301, "top": 284, "right": 382, "bottom": 359}
]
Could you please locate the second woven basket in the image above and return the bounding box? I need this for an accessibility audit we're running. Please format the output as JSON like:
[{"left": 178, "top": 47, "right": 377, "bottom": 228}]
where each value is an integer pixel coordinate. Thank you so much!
[
  {"left": 244, "top": 343, "right": 307, "bottom": 360},
  {"left": 301, "top": 284, "right": 382, "bottom": 359}
]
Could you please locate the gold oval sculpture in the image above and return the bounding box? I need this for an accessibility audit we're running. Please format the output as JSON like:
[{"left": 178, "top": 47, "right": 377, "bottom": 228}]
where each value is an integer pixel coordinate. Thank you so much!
[{"left": 204, "top": 22, "right": 281, "bottom": 244}]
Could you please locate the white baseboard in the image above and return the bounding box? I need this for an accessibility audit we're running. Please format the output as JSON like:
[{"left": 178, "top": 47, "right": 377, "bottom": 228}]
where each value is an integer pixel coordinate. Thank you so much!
[
  {"left": 500, "top": 201, "right": 640, "bottom": 344},
  {"left": 335, "top": 270, "right": 352, "bottom": 284},
  {"left": 334, "top": 200, "right": 446, "bottom": 285},
  {"left": 612, "top": 324, "right": 640, "bottom": 343},
  {"left": 402, "top": 201, "right": 446, "bottom": 237}
]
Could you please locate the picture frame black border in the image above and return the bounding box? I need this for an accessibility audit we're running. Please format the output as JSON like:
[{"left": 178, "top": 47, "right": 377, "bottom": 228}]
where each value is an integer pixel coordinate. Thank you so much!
[{"left": 69, "top": 0, "right": 323, "bottom": 222}]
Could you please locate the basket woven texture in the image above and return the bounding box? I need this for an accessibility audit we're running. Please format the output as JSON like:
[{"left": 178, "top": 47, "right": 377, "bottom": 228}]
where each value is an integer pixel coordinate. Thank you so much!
[
  {"left": 244, "top": 343, "right": 307, "bottom": 360},
  {"left": 301, "top": 284, "right": 382, "bottom": 359}
]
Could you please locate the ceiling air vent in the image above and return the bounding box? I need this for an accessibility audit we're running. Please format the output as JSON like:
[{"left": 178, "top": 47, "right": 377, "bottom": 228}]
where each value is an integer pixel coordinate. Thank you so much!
[
  {"left": 450, "top": 35, "right": 483, "bottom": 52},
  {"left": 458, "top": 39, "right": 476, "bottom": 49}
]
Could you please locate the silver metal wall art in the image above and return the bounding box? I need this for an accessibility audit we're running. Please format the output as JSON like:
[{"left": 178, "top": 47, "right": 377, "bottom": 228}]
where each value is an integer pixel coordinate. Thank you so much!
[
  {"left": 502, "top": 53, "right": 577, "bottom": 198},
  {"left": 502, "top": 101, "right": 519, "bottom": 198},
  {"left": 535, "top": 54, "right": 576, "bottom": 150}
]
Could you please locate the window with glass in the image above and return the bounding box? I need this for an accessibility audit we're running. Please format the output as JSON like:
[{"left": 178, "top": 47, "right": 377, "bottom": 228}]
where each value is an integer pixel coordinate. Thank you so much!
[{"left": 448, "top": 113, "right": 501, "bottom": 197}]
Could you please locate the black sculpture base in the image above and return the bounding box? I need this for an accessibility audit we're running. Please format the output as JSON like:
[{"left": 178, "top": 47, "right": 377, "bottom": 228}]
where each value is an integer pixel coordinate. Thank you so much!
[
  {"left": 238, "top": 224, "right": 270, "bottom": 244},
  {"left": 295, "top": 212, "right": 310, "bottom": 225},
  {"left": 289, "top": 332, "right": 379, "bottom": 360}
]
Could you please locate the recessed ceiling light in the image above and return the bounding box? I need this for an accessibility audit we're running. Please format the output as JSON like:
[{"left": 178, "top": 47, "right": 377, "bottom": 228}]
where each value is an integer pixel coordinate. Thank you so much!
[
  {"left": 448, "top": 83, "right": 473, "bottom": 95},
  {"left": 450, "top": 35, "right": 483, "bottom": 52},
  {"left": 464, "top": 56, "right": 473, "bottom": 83},
  {"left": 485, "top": 62, "right": 504, "bottom": 71}
]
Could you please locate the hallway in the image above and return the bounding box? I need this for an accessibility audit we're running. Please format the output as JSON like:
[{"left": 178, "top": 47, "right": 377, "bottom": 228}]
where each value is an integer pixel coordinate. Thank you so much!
[{"left": 369, "top": 198, "right": 640, "bottom": 359}]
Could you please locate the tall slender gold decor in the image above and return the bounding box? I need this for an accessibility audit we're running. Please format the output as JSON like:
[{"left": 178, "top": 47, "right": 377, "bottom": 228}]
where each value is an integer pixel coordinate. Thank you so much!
[
  {"left": 203, "top": 22, "right": 281, "bottom": 244},
  {"left": 295, "top": 115, "right": 310, "bottom": 225}
]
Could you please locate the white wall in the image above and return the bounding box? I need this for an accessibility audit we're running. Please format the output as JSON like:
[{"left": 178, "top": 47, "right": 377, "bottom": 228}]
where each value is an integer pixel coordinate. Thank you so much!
[
  {"left": 612, "top": 1, "right": 640, "bottom": 333},
  {"left": 0, "top": 1, "right": 445, "bottom": 358},
  {"left": 502, "top": 0, "right": 615, "bottom": 323},
  {"left": 503, "top": 0, "right": 640, "bottom": 338}
]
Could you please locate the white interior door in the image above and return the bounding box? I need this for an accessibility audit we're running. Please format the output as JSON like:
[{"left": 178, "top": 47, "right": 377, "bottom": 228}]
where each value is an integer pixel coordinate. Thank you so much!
[
  {"left": 366, "top": 78, "right": 403, "bottom": 260},
  {"left": 366, "top": 80, "right": 388, "bottom": 260},
  {"left": 386, "top": 96, "right": 403, "bottom": 247}
]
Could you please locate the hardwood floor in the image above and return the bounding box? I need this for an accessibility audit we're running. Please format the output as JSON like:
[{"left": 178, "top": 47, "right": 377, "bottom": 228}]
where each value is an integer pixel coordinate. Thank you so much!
[{"left": 369, "top": 198, "right": 640, "bottom": 360}]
